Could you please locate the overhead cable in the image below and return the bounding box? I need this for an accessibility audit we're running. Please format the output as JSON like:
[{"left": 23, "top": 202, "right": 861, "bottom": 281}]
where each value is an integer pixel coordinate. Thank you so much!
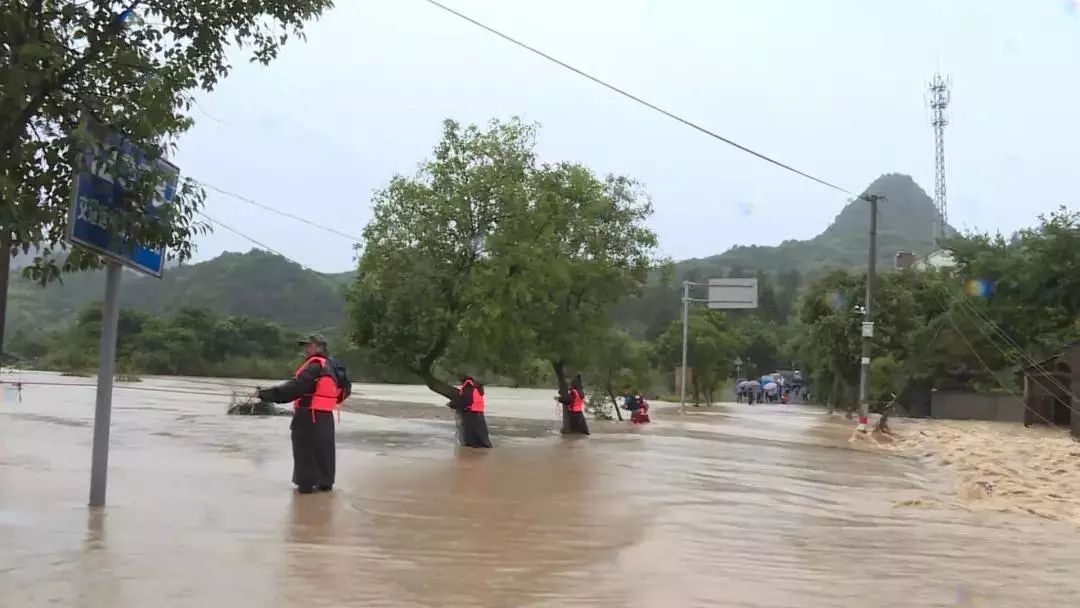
[
  {"left": 421, "top": 0, "right": 852, "bottom": 195},
  {"left": 195, "top": 179, "right": 364, "bottom": 243}
]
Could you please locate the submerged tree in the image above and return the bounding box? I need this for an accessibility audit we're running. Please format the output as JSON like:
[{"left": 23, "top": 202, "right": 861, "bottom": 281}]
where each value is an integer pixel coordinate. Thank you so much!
[
  {"left": 348, "top": 117, "right": 660, "bottom": 401},
  {"left": 503, "top": 162, "right": 659, "bottom": 393},
  {"left": 348, "top": 118, "right": 536, "bottom": 399}
]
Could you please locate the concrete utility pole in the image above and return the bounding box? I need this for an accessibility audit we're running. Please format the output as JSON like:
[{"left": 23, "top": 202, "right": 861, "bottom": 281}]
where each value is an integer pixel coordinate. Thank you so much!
[
  {"left": 679, "top": 280, "right": 690, "bottom": 414},
  {"left": 857, "top": 194, "right": 884, "bottom": 432},
  {"left": 0, "top": 236, "right": 9, "bottom": 363}
]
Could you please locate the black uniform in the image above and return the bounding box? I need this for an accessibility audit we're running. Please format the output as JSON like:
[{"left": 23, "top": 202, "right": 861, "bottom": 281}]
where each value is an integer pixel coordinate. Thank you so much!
[
  {"left": 558, "top": 378, "right": 591, "bottom": 435},
  {"left": 448, "top": 379, "right": 492, "bottom": 448},
  {"left": 259, "top": 359, "right": 337, "bottom": 493}
]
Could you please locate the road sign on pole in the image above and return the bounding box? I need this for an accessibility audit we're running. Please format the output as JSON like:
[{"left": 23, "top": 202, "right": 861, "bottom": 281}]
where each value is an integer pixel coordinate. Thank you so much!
[
  {"left": 707, "top": 278, "right": 759, "bottom": 309},
  {"left": 66, "top": 120, "right": 178, "bottom": 278},
  {"left": 66, "top": 121, "right": 179, "bottom": 507}
]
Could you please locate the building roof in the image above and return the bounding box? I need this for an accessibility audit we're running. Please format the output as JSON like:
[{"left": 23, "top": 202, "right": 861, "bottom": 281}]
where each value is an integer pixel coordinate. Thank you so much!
[{"left": 912, "top": 249, "right": 956, "bottom": 270}]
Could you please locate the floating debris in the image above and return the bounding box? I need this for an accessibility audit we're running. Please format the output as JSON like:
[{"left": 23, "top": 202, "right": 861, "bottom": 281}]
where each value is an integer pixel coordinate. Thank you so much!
[{"left": 226, "top": 395, "right": 291, "bottom": 416}]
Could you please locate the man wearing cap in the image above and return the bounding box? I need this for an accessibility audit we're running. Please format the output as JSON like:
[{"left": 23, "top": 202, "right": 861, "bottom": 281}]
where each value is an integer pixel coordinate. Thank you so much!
[{"left": 258, "top": 334, "right": 345, "bottom": 494}]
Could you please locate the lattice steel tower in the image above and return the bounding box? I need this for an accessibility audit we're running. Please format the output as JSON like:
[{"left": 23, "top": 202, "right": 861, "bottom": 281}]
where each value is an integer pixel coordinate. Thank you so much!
[{"left": 928, "top": 73, "right": 950, "bottom": 244}]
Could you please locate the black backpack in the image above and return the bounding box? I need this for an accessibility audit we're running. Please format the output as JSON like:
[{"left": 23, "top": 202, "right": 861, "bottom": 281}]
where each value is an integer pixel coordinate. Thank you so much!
[{"left": 325, "top": 356, "right": 352, "bottom": 403}]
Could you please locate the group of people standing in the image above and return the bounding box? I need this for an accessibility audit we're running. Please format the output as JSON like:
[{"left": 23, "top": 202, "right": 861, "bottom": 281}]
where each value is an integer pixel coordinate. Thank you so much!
[{"left": 256, "top": 337, "right": 612, "bottom": 494}]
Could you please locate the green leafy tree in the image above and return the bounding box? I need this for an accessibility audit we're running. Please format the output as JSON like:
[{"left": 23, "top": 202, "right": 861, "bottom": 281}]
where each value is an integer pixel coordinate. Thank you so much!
[
  {"left": 348, "top": 118, "right": 537, "bottom": 399},
  {"left": 0, "top": 0, "right": 333, "bottom": 354},
  {"left": 654, "top": 309, "right": 741, "bottom": 405},
  {"left": 37, "top": 304, "right": 297, "bottom": 377},
  {"left": 945, "top": 207, "right": 1080, "bottom": 356},
  {"left": 586, "top": 328, "right": 653, "bottom": 405},
  {"left": 503, "top": 162, "right": 659, "bottom": 392},
  {"left": 349, "top": 118, "right": 660, "bottom": 399},
  {"left": 733, "top": 315, "right": 784, "bottom": 379}
]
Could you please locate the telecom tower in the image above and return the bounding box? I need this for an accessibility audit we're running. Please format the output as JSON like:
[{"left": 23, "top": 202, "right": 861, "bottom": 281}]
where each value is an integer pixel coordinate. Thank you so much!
[{"left": 928, "top": 73, "right": 951, "bottom": 244}]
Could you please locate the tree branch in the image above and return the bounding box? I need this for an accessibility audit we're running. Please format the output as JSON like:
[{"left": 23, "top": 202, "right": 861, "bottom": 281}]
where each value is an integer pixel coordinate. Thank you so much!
[{"left": 1, "top": 1, "right": 142, "bottom": 153}]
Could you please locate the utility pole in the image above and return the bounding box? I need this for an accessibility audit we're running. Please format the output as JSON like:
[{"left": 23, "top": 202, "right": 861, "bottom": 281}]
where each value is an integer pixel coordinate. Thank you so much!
[
  {"left": 857, "top": 193, "right": 884, "bottom": 432},
  {"left": 0, "top": 235, "right": 8, "bottom": 364},
  {"left": 679, "top": 280, "right": 690, "bottom": 415}
]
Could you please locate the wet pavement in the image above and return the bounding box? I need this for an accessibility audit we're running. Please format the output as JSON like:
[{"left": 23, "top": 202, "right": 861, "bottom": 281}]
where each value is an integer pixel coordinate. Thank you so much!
[{"left": 1, "top": 372, "right": 1078, "bottom": 607}]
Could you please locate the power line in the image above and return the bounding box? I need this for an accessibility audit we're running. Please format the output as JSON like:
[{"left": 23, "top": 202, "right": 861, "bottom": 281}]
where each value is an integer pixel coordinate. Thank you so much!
[
  {"left": 420, "top": 0, "right": 851, "bottom": 195},
  {"left": 939, "top": 304, "right": 1058, "bottom": 427},
  {"left": 194, "top": 179, "right": 364, "bottom": 243},
  {"left": 195, "top": 210, "right": 311, "bottom": 270},
  {"left": 951, "top": 294, "right": 1079, "bottom": 414},
  {"left": 927, "top": 284, "right": 1079, "bottom": 420}
]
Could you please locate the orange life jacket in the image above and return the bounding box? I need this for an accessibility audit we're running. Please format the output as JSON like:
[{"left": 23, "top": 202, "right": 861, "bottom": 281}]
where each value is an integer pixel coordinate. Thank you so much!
[
  {"left": 294, "top": 356, "right": 341, "bottom": 413},
  {"left": 460, "top": 379, "right": 485, "bottom": 413},
  {"left": 569, "top": 388, "right": 585, "bottom": 413}
]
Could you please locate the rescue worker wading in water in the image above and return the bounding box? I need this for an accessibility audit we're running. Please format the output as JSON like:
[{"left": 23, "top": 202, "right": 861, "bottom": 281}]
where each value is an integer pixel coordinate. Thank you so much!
[
  {"left": 557, "top": 374, "right": 591, "bottom": 435},
  {"left": 258, "top": 334, "right": 350, "bottom": 494},
  {"left": 447, "top": 375, "right": 492, "bottom": 448}
]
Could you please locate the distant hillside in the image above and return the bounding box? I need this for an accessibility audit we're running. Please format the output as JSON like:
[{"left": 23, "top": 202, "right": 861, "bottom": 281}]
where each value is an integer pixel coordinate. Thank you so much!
[
  {"left": 7, "top": 250, "right": 352, "bottom": 338},
  {"left": 615, "top": 174, "right": 955, "bottom": 337},
  {"left": 6, "top": 173, "right": 950, "bottom": 345}
]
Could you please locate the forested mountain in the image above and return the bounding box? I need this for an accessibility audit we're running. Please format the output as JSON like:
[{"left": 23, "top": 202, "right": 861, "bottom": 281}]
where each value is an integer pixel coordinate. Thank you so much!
[
  {"left": 615, "top": 174, "right": 954, "bottom": 337},
  {"left": 6, "top": 251, "right": 352, "bottom": 339},
  {"left": 680, "top": 173, "right": 949, "bottom": 277},
  {"left": 7, "top": 174, "right": 947, "bottom": 342}
]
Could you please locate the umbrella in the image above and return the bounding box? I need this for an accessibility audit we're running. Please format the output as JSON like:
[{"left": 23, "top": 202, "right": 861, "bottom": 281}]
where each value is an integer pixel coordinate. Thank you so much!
[
  {"left": 736, "top": 380, "right": 751, "bottom": 390},
  {"left": 745, "top": 380, "right": 762, "bottom": 390},
  {"left": 764, "top": 381, "right": 778, "bottom": 394}
]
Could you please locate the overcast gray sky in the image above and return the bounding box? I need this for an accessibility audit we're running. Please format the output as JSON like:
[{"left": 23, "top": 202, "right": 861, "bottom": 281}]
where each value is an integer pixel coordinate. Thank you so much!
[{"left": 173, "top": 0, "right": 1080, "bottom": 273}]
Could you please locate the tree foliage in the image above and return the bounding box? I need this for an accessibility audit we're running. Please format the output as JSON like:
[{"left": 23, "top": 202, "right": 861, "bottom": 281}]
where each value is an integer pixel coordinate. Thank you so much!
[
  {"left": 1, "top": 0, "right": 333, "bottom": 280},
  {"left": 653, "top": 309, "right": 742, "bottom": 405},
  {"left": 348, "top": 118, "right": 660, "bottom": 399},
  {"left": 498, "top": 162, "right": 659, "bottom": 390},
  {"left": 35, "top": 305, "right": 299, "bottom": 378},
  {"left": 794, "top": 207, "right": 1080, "bottom": 410},
  {"left": 585, "top": 329, "right": 653, "bottom": 399},
  {"left": 348, "top": 119, "right": 537, "bottom": 399}
]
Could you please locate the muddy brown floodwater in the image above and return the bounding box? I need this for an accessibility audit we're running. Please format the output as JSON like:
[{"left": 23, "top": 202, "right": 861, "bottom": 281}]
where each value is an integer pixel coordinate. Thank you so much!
[{"left": 2, "top": 372, "right": 1079, "bottom": 607}]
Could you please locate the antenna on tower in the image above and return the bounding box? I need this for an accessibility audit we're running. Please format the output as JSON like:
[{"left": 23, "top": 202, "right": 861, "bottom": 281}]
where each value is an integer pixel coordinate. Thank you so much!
[{"left": 928, "top": 73, "right": 951, "bottom": 246}]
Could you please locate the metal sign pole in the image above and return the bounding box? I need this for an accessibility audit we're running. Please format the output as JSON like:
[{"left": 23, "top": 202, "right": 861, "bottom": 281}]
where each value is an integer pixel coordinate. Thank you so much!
[
  {"left": 89, "top": 261, "right": 122, "bottom": 507},
  {"left": 679, "top": 281, "right": 690, "bottom": 414}
]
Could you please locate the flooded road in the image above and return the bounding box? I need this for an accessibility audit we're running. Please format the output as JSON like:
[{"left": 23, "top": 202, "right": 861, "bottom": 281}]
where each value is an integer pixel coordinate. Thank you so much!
[{"left": 1, "top": 372, "right": 1078, "bottom": 607}]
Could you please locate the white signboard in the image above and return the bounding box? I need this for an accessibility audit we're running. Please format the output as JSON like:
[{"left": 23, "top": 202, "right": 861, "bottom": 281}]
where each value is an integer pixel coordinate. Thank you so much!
[{"left": 708, "top": 278, "right": 758, "bottom": 309}]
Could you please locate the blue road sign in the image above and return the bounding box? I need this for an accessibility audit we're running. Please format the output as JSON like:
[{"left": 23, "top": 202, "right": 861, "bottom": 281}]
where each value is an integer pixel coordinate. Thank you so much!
[{"left": 66, "top": 122, "right": 179, "bottom": 278}]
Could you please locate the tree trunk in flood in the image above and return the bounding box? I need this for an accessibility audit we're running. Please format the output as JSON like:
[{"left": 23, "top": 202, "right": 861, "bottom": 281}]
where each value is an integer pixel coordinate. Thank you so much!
[
  {"left": 417, "top": 367, "right": 457, "bottom": 401},
  {"left": 828, "top": 375, "right": 840, "bottom": 415},
  {"left": 0, "top": 233, "right": 9, "bottom": 362},
  {"left": 606, "top": 386, "right": 623, "bottom": 421},
  {"left": 552, "top": 359, "right": 568, "bottom": 394},
  {"left": 552, "top": 359, "right": 570, "bottom": 432}
]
